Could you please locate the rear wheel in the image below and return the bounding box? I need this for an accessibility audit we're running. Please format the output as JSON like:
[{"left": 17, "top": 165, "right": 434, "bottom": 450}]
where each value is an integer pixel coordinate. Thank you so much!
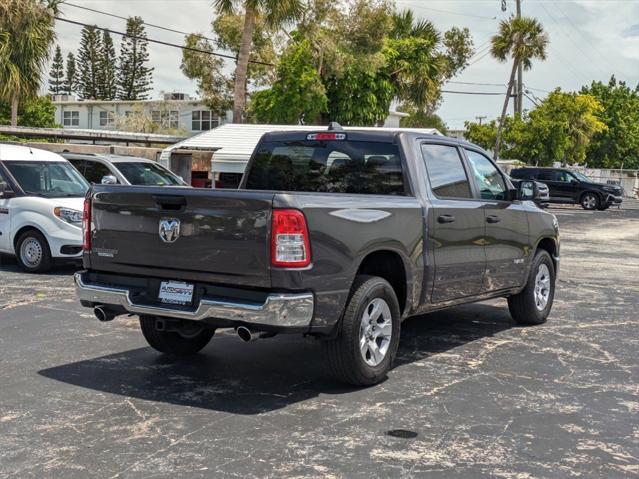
[
  {"left": 508, "top": 250, "right": 555, "bottom": 325},
  {"left": 322, "top": 275, "right": 400, "bottom": 386},
  {"left": 15, "top": 230, "right": 52, "bottom": 273},
  {"left": 580, "top": 192, "right": 599, "bottom": 210},
  {"left": 139, "top": 316, "right": 214, "bottom": 356}
]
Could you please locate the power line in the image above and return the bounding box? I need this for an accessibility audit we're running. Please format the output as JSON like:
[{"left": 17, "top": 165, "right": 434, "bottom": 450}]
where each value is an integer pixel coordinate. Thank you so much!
[
  {"left": 441, "top": 89, "right": 509, "bottom": 96},
  {"left": 55, "top": 16, "right": 276, "bottom": 67},
  {"left": 400, "top": 1, "right": 498, "bottom": 21},
  {"left": 448, "top": 80, "right": 506, "bottom": 87},
  {"left": 64, "top": 2, "right": 221, "bottom": 47}
]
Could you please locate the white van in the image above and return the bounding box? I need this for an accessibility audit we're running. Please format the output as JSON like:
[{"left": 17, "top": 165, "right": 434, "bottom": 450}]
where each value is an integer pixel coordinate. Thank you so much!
[{"left": 0, "top": 144, "right": 89, "bottom": 272}]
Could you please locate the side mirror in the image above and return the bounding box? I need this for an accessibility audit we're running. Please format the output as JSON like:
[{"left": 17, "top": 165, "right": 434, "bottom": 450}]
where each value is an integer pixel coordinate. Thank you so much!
[
  {"left": 518, "top": 181, "right": 536, "bottom": 201},
  {"left": 570, "top": 179, "right": 578, "bottom": 184},
  {"left": 101, "top": 175, "right": 118, "bottom": 185},
  {"left": 0, "top": 182, "right": 15, "bottom": 199}
]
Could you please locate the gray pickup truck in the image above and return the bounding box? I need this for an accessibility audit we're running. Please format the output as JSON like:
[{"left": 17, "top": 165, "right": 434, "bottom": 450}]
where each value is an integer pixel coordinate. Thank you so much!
[{"left": 75, "top": 127, "right": 559, "bottom": 386}]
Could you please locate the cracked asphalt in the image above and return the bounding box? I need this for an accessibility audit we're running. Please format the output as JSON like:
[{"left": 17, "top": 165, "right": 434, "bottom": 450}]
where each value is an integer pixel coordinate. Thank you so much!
[{"left": 1, "top": 202, "right": 638, "bottom": 478}]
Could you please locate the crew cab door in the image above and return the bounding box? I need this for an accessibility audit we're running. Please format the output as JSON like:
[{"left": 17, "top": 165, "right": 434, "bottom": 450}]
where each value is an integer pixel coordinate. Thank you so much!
[
  {"left": 0, "top": 166, "right": 13, "bottom": 252},
  {"left": 463, "top": 149, "right": 529, "bottom": 291},
  {"left": 420, "top": 143, "right": 486, "bottom": 302}
]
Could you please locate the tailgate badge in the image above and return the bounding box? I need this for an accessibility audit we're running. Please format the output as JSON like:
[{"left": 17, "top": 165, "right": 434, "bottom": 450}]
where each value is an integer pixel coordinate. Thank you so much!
[{"left": 159, "top": 218, "right": 181, "bottom": 243}]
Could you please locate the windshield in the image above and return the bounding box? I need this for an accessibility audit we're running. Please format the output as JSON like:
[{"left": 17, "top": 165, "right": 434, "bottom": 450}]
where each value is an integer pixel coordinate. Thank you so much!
[
  {"left": 116, "top": 162, "right": 183, "bottom": 186},
  {"left": 5, "top": 161, "right": 89, "bottom": 198},
  {"left": 572, "top": 171, "right": 591, "bottom": 182}
]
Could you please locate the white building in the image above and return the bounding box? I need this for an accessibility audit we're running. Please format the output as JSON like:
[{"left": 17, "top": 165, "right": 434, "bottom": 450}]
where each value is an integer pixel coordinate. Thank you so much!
[{"left": 52, "top": 92, "right": 229, "bottom": 137}]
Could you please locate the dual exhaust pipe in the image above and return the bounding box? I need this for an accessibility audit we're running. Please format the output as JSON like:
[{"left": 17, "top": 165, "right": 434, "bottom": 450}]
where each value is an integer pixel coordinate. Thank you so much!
[{"left": 94, "top": 307, "right": 268, "bottom": 343}]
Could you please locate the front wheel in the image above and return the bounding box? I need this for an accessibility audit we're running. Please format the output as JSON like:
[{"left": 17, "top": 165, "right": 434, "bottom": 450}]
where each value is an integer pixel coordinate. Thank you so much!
[
  {"left": 580, "top": 192, "right": 599, "bottom": 210},
  {"left": 322, "top": 275, "right": 400, "bottom": 386},
  {"left": 508, "top": 250, "right": 555, "bottom": 325},
  {"left": 15, "top": 230, "right": 52, "bottom": 273},
  {"left": 139, "top": 317, "right": 214, "bottom": 356}
]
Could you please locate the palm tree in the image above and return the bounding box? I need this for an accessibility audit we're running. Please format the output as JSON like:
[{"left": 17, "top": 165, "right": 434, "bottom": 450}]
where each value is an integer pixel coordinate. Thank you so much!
[
  {"left": 491, "top": 16, "right": 548, "bottom": 159},
  {"left": 0, "top": 0, "right": 60, "bottom": 126},
  {"left": 214, "top": 0, "right": 303, "bottom": 123},
  {"left": 387, "top": 10, "right": 447, "bottom": 111}
]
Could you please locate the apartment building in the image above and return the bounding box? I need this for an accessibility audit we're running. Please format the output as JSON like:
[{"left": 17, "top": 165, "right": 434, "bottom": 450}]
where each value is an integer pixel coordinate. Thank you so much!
[{"left": 52, "top": 92, "right": 229, "bottom": 137}]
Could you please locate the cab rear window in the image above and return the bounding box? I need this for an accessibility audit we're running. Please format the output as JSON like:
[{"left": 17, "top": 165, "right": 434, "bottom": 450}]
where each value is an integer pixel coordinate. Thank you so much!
[{"left": 244, "top": 140, "right": 405, "bottom": 195}]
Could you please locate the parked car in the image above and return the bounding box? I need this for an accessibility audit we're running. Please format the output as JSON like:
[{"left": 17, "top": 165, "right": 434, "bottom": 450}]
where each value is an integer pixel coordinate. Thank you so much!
[
  {"left": 510, "top": 167, "right": 623, "bottom": 210},
  {"left": 75, "top": 127, "right": 559, "bottom": 386},
  {"left": 508, "top": 175, "right": 550, "bottom": 207},
  {"left": 62, "top": 153, "right": 187, "bottom": 187},
  {"left": 0, "top": 145, "right": 89, "bottom": 272}
]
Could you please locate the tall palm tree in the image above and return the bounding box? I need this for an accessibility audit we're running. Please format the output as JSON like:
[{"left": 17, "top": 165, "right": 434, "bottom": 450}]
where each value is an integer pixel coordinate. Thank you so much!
[
  {"left": 491, "top": 16, "right": 548, "bottom": 159},
  {"left": 0, "top": 0, "right": 60, "bottom": 126},
  {"left": 214, "top": 0, "right": 303, "bottom": 123}
]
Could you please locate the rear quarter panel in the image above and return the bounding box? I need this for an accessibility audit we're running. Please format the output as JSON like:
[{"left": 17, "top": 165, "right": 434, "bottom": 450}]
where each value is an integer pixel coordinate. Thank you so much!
[{"left": 272, "top": 192, "right": 424, "bottom": 330}]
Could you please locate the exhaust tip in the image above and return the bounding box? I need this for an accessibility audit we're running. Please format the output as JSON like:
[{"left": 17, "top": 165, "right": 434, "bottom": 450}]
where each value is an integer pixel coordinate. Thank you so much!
[
  {"left": 94, "top": 306, "right": 115, "bottom": 322},
  {"left": 236, "top": 326, "right": 255, "bottom": 342}
]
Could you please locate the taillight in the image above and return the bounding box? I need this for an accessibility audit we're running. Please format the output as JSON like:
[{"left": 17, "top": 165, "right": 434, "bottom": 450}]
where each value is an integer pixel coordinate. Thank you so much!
[
  {"left": 82, "top": 197, "right": 91, "bottom": 251},
  {"left": 271, "top": 209, "right": 311, "bottom": 268}
]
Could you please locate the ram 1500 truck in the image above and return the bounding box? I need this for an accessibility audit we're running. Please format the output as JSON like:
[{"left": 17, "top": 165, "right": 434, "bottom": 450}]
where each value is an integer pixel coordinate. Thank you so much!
[{"left": 75, "top": 127, "right": 560, "bottom": 386}]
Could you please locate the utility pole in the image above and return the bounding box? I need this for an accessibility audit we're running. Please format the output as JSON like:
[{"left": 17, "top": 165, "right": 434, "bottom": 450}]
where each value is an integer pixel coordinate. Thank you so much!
[
  {"left": 475, "top": 115, "right": 487, "bottom": 125},
  {"left": 516, "top": 0, "right": 523, "bottom": 116}
]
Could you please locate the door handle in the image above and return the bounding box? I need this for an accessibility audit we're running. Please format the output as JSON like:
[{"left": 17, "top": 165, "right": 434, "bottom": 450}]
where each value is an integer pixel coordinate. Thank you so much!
[
  {"left": 486, "top": 215, "right": 501, "bottom": 223},
  {"left": 437, "top": 214, "right": 455, "bottom": 224}
]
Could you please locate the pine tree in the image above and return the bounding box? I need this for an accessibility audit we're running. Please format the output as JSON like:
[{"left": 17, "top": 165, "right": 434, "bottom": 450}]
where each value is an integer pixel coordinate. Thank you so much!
[
  {"left": 48, "top": 45, "right": 65, "bottom": 95},
  {"left": 98, "top": 30, "right": 118, "bottom": 100},
  {"left": 117, "top": 16, "right": 154, "bottom": 100},
  {"left": 64, "top": 52, "right": 77, "bottom": 95},
  {"left": 77, "top": 25, "right": 102, "bottom": 99}
]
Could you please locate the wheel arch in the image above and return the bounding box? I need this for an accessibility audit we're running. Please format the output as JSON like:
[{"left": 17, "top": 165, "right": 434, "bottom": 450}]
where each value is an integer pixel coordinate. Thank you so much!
[
  {"left": 13, "top": 224, "right": 48, "bottom": 250},
  {"left": 535, "top": 237, "right": 558, "bottom": 272},
  {"left": 354, "top": 249, "right": 409, "bottom": 315}
]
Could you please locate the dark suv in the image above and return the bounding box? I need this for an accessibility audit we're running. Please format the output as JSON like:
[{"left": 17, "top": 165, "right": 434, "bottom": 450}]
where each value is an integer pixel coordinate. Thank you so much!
[{"left": 510, "top": 167, "right": 623, "bottom": 210}]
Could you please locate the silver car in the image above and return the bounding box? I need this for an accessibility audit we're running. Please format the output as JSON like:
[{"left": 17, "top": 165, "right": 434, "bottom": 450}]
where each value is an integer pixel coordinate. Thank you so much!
[{"left": 62, "top": 153, "right": 187, "bottom": 187}]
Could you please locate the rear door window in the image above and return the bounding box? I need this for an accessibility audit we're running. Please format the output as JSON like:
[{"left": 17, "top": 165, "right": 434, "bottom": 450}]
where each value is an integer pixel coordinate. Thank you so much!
[
  {"left": 421, "top": 144, "right": 473, "bottom": 199},
  {"left": 244, "top": 140, "right": 405, "bottom": 195}
]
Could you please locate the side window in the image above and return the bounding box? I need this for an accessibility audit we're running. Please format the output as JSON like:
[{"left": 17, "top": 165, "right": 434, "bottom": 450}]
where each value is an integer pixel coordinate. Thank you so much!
[
  {"left": 537, "top": 170, "right": 554, "bottom": 181},
  {"left": 421, "top": 144, "right": 472, "bottom": 199},
  {"left": 553, "top": 171, "right": 571, "bottom": 182},
  {"left": 83, "top": 161, "right": 114, "bottom": 184},
  {"left": 465, "top": 150, "right": 507, "bottom": 201},
  {"left": 68, "top": 159, "right": 86, "bottom": 176}
]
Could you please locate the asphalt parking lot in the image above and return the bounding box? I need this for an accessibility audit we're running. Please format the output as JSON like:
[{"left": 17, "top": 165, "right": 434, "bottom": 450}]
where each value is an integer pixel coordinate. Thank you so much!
[{"left": 1, "top": 201, "right": 638, "bottom": 478}]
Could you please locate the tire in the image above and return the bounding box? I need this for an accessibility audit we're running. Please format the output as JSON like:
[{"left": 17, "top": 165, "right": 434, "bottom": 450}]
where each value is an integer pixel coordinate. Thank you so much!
[
  {"left": 580, "top": 192, "right": 600, "bottom": 210},
  {"left": 322, "top": 275, "right": 401, "bottom": 386},
  {"left": 508, "top": 250, "right": 555, "bottom": 325},
  {"left": 139, "top": 316, "right": 214, "bottom": 356},
  {"left": 15, "top": 230, "right": 53, "bottom": 273}
]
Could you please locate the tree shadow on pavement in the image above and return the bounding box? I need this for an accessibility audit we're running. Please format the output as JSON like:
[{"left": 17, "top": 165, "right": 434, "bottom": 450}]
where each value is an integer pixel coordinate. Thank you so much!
[{"left": 39, "top": 302, "right": 514, "bottom": 415}]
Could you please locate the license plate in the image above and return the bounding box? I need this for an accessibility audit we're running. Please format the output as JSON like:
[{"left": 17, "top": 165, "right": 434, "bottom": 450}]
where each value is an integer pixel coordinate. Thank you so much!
[{"left": 158, "top": 281, "right": 194, "bottom": 305}]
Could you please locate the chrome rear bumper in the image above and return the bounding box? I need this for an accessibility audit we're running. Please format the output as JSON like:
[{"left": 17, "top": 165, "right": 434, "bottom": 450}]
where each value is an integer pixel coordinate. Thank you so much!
[{"left": 74, "top": 273, "right": 314, "bottom": 328}]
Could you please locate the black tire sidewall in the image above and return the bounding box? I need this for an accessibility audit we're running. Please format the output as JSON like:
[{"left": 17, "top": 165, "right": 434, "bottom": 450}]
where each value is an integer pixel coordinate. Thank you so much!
[
  {"left": 342, "top": 277, "right": 401, "bottom": 383},
  {"left": 15, "top": 230, "right": 52, "bottom": 273},
  {"left": 139, "top": 316, "right": 214, "bottom": 356}
]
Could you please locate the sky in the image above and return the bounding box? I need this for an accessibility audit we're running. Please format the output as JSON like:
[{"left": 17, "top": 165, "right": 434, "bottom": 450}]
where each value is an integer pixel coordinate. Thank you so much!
[{"left": 53, "top": 0, "right": 639, "bottom": 130}]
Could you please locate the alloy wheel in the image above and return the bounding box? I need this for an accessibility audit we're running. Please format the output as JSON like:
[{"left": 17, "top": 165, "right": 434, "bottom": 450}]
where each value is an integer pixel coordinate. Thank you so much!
[{"left": 358, "top": 298, "right": 393, "bottom": 367}]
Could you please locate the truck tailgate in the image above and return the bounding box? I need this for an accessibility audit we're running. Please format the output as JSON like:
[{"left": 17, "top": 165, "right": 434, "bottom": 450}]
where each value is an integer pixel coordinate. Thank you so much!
[{"left": 88, "top": 186, "right": 274, "bottom": 288}]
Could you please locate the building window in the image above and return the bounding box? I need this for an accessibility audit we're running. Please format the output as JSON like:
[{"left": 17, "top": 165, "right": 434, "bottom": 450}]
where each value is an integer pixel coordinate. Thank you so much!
[
  {"left": 63, "top": 111, "right": 79, "bottom": 127},
  {"left": 99, "top": 111, "right": 115, "bottom": 127},
  {"left": 152, "top": 110, "right": 179, "bottom": 129},
  {"left": 192, "top": 111, "right": 219, "bottom": 131}
]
